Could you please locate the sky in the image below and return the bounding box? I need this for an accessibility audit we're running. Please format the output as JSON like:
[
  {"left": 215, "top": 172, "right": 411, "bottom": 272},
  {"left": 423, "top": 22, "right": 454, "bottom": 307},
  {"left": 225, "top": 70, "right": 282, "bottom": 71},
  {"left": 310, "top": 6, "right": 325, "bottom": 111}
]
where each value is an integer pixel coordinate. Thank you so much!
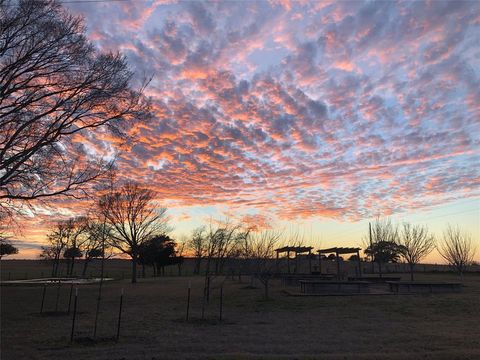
[{"left": 8, "top": 0, "right": 480, "bottom": 262}]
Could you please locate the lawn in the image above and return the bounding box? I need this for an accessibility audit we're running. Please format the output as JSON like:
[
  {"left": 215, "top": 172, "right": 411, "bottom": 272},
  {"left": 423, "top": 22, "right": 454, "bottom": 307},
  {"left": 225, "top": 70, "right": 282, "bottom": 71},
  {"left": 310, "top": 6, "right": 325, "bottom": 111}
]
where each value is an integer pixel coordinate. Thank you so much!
[{"left": 1, "top": 262, "right": 480, "bottom": 359}]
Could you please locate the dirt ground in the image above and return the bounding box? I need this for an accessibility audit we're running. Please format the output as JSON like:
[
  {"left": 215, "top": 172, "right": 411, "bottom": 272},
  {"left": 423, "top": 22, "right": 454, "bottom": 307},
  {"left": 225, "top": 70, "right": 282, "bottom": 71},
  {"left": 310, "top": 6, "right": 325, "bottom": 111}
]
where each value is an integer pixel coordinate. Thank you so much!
[{"left": 1, "top": 263, "right": 480, "bottom": 359}]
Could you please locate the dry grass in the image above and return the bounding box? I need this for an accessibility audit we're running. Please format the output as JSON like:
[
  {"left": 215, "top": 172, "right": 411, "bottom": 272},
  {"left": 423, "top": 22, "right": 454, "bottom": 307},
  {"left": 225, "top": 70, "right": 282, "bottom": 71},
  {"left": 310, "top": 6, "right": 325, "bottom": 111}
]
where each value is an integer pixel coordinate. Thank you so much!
[{"left": 1, "top": 263, "right": 480, "bottom": 359}]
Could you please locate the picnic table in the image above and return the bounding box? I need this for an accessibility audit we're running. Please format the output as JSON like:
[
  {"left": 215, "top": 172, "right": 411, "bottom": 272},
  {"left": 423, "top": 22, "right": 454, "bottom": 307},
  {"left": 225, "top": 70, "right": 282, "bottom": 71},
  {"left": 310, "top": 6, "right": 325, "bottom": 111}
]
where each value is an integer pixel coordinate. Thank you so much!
[
  {"left": 281, "top": 274, "right": 335, "bottom": 286},
  {"left": 387, "top": 281, "right": 462, "bottom": 294},
  {"left": 300, "top": 280, "right": 370, "bottom": 294},
  {"left": 348, "top": 276, "right": 401, "bottom": 283}
]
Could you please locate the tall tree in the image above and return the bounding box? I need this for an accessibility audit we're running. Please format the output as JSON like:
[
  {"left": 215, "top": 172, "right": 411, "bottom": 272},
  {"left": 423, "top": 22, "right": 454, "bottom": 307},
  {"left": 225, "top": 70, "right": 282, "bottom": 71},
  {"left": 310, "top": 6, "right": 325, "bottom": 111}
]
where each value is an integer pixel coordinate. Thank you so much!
[
  {"left": 81, "top": 219, "right": 112, "bottom": 277},
  {"left": 41, "top": 219, "right": 76, "bottom": 276},
  {"left": 364, "top": 217, "right": 401, "bottom": 277},
  {"left": 398, "top": 223, "right": 435, "bottom": 281},
  {"left": 438, "top": 225, "right": 476, "bottom": 280},
  {"left": 188, "top": 227, "right": 206, "bottom": 275},
  {"left": 0, "top": 0, "right": 149, "bottom": 218},
  {"left": 98, "top": 182, "right": 170, "bottom": 283},
  {"left": 40, "top": 217, "right": 86, "bottom": 276}
]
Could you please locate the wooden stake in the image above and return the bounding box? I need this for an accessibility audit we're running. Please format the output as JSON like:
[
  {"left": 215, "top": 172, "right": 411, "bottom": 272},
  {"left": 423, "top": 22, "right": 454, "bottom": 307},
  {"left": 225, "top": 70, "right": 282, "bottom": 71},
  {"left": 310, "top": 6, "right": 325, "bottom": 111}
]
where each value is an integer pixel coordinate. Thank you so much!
[
  {"left": 70, "top": 288, "right": 78, "bottom": 342},
  {"left": 201, "top": 285, "right": 206, "bottom": 320},
  {"left": 54, "top": 281, "right": 61, "bottom": 313},
  {"left": 186, "top": 281, "right": 191, "bottom": 321},
  {"left": 67, "top": 283, "right": 74, "bottom": 314},
  {"left": 40, "top": 284, "right": 47, "bottom": 314},
  {"left": 116, "top": 288, "right": 124, "bottom": 341},
  {"left": 219, "top": 286, "right": 223, "bottom": 322}
]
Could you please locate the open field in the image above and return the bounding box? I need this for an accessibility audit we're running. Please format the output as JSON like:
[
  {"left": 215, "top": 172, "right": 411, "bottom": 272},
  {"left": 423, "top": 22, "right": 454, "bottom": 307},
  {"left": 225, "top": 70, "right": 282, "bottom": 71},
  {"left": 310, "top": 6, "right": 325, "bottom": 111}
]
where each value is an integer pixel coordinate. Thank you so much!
[{"left": 1, "top": 263, "right": 480, "bottom": 359}]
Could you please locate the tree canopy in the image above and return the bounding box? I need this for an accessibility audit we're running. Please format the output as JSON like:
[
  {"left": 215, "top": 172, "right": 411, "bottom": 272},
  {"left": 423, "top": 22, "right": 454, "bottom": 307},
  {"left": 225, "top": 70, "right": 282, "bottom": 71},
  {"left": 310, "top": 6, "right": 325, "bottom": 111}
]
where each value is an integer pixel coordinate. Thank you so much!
[{"left": 0, "top": 0, "right": 149, "bottom": 218}]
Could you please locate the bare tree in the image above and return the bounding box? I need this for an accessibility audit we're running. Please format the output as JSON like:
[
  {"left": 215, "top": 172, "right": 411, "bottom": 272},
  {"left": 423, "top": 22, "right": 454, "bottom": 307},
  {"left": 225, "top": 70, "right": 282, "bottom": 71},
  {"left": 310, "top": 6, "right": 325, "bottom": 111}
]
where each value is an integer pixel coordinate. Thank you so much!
[
  {"left": 64, "top": 217, "right": 89, "bottom": 276},
  {"left": 398, "top": 223, "right": 435, "bottom": 281},
  {"left": 200, "top": 220, "right": 248, "bottom": 312},
  {"left": 41, "top": 218, "right": 77, "bottom": 277},
  {"left": 0, "top": 0, "right": 149, "bottom": 218},
  {"left": 189, "top": 227, "right": 206, "bottom": 275},
  {"left": 438, "top": 225, "right": 476, "bottom": 280},
  {"left": 81, "top": 218, "right": 112, "bottom": 276},
  {"left": 98, "top": 182, "right": 170, "bottom": 283},
  {"left": 243, "top": 230, "right": 282, "bottom": 299},
  {"left": 363, "top": 217, "right": 400, "bottom": 277},
  {"left": 203, "top": 219, "right": 248, "bottom": 276}
]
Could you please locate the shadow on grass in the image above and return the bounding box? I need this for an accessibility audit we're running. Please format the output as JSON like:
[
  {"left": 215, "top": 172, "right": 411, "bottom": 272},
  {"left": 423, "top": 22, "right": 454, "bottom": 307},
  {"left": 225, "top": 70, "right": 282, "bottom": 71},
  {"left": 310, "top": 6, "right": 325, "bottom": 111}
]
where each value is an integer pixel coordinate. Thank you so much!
[
  {"left": 30, "top": 311, "right": 87, "bottom": 317},
  {"left": 72, "top": 336, "right": 117, "bottom": 346}
]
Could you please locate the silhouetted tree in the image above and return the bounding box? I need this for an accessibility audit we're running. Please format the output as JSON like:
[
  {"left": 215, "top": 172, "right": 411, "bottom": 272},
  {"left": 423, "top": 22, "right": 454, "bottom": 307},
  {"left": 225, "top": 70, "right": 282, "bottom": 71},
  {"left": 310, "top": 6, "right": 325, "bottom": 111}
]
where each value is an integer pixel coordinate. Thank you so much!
[
  {"left": 0, "top": 240, "right": 18, "bottom": 259},
  {"left": 99, "top": 182, "right": 170, "bottom": 283},
  {"left": 63, "top": 246, "right": 82, "bottom": 275},
  {"left": 188, "top": 227, "right": 206, "bottom": 275},
  {"left": 438, "top": 225, "right": 476, "bottom": 280},
  {"left": 363, "top": 217, "right": 400, "bottom": 276},
  {"left": 203, "top": 220, "right": 248, "bottom": 276},
  {"left": 242, "top": 230, "right": 281, "bottom": 299},
  {"left": 327, "top": 253, "right": 336, "bottom": 261},
  {"left": 41, "top": 219, "right": 76, "bottom": 276},
  {"left": 365, "top": 241, "right": 403, "bottom": 278},
  {"left": 0, "top": 0, "right": 149, "bottom": 219},
  {"left": 64, "top": 217, "right": 89, "bottom": 276},
  {"left": 398, "top": 223, "right": 435, "bottom": 281},
  {"left": 138, "top": 234, "right": 182, "bottom": 277},
  {"left": 81, "top": 219, "right": 112, "bottom": 276},
  {"left": 348, "top": 254, "right": 359, "bottom": 262}
]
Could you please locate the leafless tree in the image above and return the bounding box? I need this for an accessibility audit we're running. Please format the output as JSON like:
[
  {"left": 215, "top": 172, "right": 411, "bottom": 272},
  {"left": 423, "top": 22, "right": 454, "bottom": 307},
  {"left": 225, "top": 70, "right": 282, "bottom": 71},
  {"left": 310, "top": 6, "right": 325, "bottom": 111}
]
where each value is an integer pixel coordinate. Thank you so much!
[
  {"left": 98, "top": 182, "right": 170, "bottom": 283},
  {"left": 189, "top": 226, "right": 206, "bottom": 275},
  {"left": 363, "top": 217, "right": 400, "bottom": 277},
  {"left": 41, "top": 218, "right": 79, "bottom": 277},
  {"left": 243, "top": 230, "right": 282, "bottom": 299},
  {"left": 200, "top": 219, "right": 248, "bottom": 313},
  {"left": 437, "top": 225, "right": 476, "bottom": 280},
  {"left": 0, "top": 0, "right": 149, "bottom": 219},
  {"left": 398, "top": 222, "right": 435, "bottom": 281},
  {"left": 81, "top": 218, "right": 113, "bottom": 276},
  {"left": 203, "top": 219, "right": 248, "bottom": 276}
]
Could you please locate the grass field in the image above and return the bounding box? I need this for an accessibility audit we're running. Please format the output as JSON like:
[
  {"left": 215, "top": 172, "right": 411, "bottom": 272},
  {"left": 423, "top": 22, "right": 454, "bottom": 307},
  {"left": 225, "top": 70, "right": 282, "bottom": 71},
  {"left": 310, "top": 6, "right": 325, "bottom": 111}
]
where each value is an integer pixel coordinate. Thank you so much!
[{"left": 1, "top": 262, "right": 480, "bottom": 359}]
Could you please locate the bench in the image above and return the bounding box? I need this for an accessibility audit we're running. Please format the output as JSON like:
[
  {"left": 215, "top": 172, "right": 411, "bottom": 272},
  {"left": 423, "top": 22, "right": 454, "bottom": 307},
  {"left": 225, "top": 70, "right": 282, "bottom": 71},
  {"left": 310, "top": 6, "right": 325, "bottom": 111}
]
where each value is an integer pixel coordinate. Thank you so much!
[
  {"left": 387, "top": 281, "right": 462, "bottom": 294},
  {"left": 281, "top": 274, "right": 335, "bottom": 286},
  {"left": 300, "top": 280, "right": 370, "bottom": 294}
]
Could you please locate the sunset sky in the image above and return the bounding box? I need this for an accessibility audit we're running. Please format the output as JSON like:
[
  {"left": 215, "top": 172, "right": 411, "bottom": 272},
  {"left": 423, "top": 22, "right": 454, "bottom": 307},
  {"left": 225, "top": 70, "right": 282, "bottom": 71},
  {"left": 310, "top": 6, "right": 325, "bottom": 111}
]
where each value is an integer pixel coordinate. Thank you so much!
[{"left": 10, "top": 0, "right": 480, "bottom": 262}]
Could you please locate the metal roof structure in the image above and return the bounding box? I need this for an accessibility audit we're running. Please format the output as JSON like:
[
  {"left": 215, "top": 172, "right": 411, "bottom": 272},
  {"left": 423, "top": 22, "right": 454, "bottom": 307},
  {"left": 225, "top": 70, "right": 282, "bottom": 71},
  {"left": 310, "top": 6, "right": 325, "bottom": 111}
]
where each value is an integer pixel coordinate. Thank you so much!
[
  {"left": 275, "top": 246, "right": 314, "bottom": 253},
  {"left": 317, "top": 247, "right": 361, "bottom": 255}
]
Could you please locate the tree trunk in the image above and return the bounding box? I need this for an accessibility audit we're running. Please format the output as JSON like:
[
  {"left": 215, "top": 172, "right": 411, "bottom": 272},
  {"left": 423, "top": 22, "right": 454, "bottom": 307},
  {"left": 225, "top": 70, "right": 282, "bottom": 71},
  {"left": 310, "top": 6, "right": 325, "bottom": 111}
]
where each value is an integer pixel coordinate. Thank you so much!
[
  {"left": 82, "top": 259, "right": 89, "bottom": 277},
  {"left": 378, "top": 262, "right": 383, "bottom": 278},
  {"left": 142, "top": 264, "right": 146, "bottom": 278},
  {"left": 71, "top": 256, "right": 75, "bottom": 276},
  {"left": 52, "top": 256, "right": 58, "bottom": 277},
  {"left": 131, "top": 255, "right": 137, "bottom": 283},
  {"left": 194, "top": 258, "right": 201, "bottom": 275}
]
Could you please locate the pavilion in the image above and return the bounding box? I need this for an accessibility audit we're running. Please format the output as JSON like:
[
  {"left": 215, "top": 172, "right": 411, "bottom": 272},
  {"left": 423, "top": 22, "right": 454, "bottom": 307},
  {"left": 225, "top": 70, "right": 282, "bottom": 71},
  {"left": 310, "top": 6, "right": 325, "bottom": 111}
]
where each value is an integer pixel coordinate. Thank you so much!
[
  {"left": 275, "top": 246, "right": 314, "bottom": 274},
  {"left": 317, "top": 247, "right": 362, "bottom": 279}
]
